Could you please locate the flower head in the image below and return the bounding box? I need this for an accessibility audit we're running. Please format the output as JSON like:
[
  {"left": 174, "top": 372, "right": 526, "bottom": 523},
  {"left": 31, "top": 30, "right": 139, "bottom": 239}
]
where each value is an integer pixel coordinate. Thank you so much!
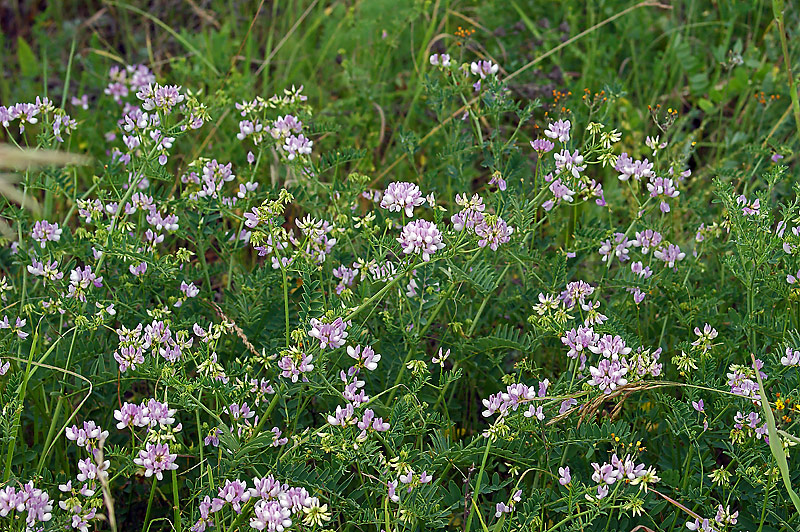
[
  {"left": 654, "top": 244, "right": 685, "bottom": 269},
  {"left": 588, "top": 359, "right": 629, "bottom": 394},
  {"left": 398, "top": 219, "right": 445, "bottom": 261},
  {"left": 558, "top": 466, "right": 571, "bottom": 485},
  {"left": 308, "top": 317, "right": 350, "bottom": 349},
  {"left": 544, "top": 119, "right": 571, "bottom": 143},
  {"left": 429, "top": 54, "right": 452, "bottom": 67},
  {"left": 381, "top": 182, "right": 425, "bottom": 217},
  {"left": 134, "top": 442, "right": 178, "bottom": 480},
  {"left": 470, "top": 60, "right": 499, "bottom": 78},
  {"left": 531, "top": 138, "right": 555, "bottom": 152}
]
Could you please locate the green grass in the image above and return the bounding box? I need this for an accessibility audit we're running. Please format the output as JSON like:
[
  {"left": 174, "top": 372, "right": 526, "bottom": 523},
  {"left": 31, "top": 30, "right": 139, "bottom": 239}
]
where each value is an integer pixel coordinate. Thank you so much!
[{"left": 2, "top": 0, "right": 796, "bottom": 206}]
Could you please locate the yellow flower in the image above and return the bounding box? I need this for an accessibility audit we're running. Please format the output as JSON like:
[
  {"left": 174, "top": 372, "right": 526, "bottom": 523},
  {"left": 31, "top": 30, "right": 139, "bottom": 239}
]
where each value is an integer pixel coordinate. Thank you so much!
[{"left": 303, "top": 498, "right": 332, "bottom": 526}]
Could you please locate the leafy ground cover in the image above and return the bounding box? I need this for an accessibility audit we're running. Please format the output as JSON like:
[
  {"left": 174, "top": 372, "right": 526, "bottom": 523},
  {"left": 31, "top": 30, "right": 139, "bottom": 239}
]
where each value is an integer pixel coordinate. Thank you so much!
[{"left": 1, "top": 1, "right": 800, "bottom": 531}]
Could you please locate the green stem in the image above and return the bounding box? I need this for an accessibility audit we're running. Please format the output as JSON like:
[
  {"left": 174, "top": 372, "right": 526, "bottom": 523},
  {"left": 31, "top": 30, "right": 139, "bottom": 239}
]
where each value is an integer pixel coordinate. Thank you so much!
[
  {"left": 773, "top": 0, "right": 800, "bottom": 140},
  {"left": 756, "top": 473, "right": 773, "bottom": 532},
  {"left": 465, "top": 437, "right": 493, "bottom": 532},
  {"left": 172, "top": 469, "right": 182, "bottom": 532},
  {"left": 401, "top": 0, "right": 441, "bottom": 130},
  {"left": 36, "top": 397, "right": 63, "bottom": 475},
  {"left": 282, "top": 266, "right": 290, "bottom": 347},
  {"left": 680, "top": 444, "right": 693, "bottom": 492},
  {"left": 108, "top": 1, "right": 221, "bottom": 75},
  {"left": 343, "top": 265, "right": 410, "bottom": 323},
  {"left": 225, "top": 499, "right": 255, "bottom": 532},
  {"left": 142, "top": 477, "right": 157, "bottom": 532},
  {"left": 197, "top": 237, "right": 214, "bottom": 293},
  {"left": 386, "top": 279, "right": 457, "bottom": 407},
  {"left": 3, "top": 328, "right": 39, "bottom": 482},
  {"left": 195, "top": 403, "right": 204, "bottom": 474}
]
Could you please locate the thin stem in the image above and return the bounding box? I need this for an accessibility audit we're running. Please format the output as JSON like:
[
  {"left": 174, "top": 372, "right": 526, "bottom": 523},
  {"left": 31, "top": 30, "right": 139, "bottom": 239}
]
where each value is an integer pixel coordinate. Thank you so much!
[
  {"left": 464, "top": 437, "right": 493, "bottom": 532},
  {"left": 172, "top": 470, "right": 182, "bottom": 532},
  {"left": 142, "top": 477, "right": 157, "bottom": 532},
  {"left": 344, "top": 264, "right": 412, "bottom": 322},
  {"left": 756, "top": 473, "right": 773, "bottom": 532},
  {"left": 282, "top": 266, "right": 290, "bottom": 347},
  {"left": 773, "top": 0, "right": 800, "bottom": 140},
  {"left": 547, "top": 506, "right": 621, "bottom": 532},
  {"left": 386, "top": 280, "right": 456, "bottom": 406}
]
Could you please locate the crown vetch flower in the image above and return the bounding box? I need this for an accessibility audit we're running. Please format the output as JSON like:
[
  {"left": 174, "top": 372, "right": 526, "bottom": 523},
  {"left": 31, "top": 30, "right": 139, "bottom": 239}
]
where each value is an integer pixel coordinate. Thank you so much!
[
  {"left": 0, "top": 315, "right": 29, "bottom": 340},
  {"left": 544, "top": 119, "right": 571, "bottom": 143},
  {"left": 588, "top": 358, "right": 629, "bottom": 393},
  {"left": 736, "top": 194, "right": 760, "bottom": 216},
  {"left": 452, "top": 193, "right": 486, "bottom": 231},
  {"left": 381, "top": 182, "right": 425, "bottom": 217},
  {"left": 0, "top": 481, "right": 53, "bottom": 527},
  {"left": 308, "top": 317, "right": 350, "bottom": 349},
  {"left": 782, "top": 346, "right": 800, "bottom": 366},
  {"left": 134, "top": 442, "right": 178, "bottom": 480},
  {"left": 558, "top": 466, "right": 571, "bottom": 485},
  {"left": 282, "top": 134, "right": 313, "bottom": 160},
  {"left": 398, "top": 219, "right": 445, "bottom": 261},
  {"left": 429, "top": 53, "right": 452, "bottom": 67},
  {"left": 561, "top": 326, "right": 598, "bottom": 361},
  {"left": 475, "top": 216, "right": 514, "bottom": 250},
  {"left": 615, "top": 153, "right": 655, "bottom": 181},
  {"left": 347, "top": 344, "right": 381, "bottom": 371},
  {"left": 531, "top": 138, "right": 555, "bottom": 152},
  {"left": 632, "top": 229, "right": 663, "bottom": 254},
  {"left": 599, "top": 233, "right": 632, "bottom": 263},
  {"left": 30, "top": 220, "right": 62, "bottom": 247},
  {"left": 654, "top": 244, "right": 685, "bottom": 268},
  {"left": 589, "top": 334, "right": 632, "bottom": 361},
  {"left": 27, "top": 259, "right": 63, "bottom": 284},
  {"left": 470, "top": 60, "right": 499, "bottom": 78},
  {"left": 278, "top": 347, "right": 315, "bottom": 382},
  {"left": 250, "top": 499, "right": 292, "bottom": 531},
  {"left": 554, "top": 149, "right": 585, "bottom": 178}
]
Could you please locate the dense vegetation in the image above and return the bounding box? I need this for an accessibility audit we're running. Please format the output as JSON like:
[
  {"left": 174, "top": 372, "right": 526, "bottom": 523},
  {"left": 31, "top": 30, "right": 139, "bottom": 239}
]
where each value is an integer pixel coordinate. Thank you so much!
[{"left": 1, "top": 1, "right": 799, "bottom": 531}]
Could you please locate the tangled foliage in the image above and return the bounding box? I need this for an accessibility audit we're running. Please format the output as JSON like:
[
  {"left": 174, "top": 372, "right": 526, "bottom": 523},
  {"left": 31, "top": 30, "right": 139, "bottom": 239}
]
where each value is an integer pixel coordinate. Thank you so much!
[{"left": 1, "top": 26, "right": 800, "bottom": 532}]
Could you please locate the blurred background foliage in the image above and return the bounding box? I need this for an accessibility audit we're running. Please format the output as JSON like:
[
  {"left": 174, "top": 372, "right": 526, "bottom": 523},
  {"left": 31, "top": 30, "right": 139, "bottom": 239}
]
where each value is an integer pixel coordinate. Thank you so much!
[{"left": 0, "top": 0, "right": 796, "bottom": 198}]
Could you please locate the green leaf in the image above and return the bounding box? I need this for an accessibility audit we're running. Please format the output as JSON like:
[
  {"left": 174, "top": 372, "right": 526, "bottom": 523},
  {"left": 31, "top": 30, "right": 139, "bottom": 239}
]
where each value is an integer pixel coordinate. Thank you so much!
[
  {"left": 751, "top": 354, "right": 800, "bottom": 515},
  {"left": 17, "top": 37, "right": 38, "bottom": 77},
  {"left": 688, "top": 72, "right": 709, "bottom": 95},
  {"left": 698, "top": 98, "right": 715, "bottom": 112}
]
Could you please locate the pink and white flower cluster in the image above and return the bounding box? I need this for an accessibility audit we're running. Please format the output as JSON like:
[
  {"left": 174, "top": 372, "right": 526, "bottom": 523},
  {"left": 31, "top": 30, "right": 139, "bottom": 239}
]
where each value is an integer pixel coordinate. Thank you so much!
[
  {"left": 398, "top": 219, "right": 445, "bottom": 261},
  {"left": 191, "top": 476, "right": 329, "bottom": 532},
  {"left": 451, "top": 193, "right": 514, "bottom": 250},
  {"left": 0, "top": 481, "right": 53, "bottom": 529}
]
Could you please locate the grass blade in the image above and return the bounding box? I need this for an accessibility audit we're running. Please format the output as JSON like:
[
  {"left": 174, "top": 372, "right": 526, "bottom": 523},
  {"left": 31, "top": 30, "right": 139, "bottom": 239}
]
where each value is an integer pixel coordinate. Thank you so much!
[
  {"left": 751, "top": 354, "right": 800, "bottom": 514},
  {"left": 105, "top": 1, "right": 221, "bottom": 76}
]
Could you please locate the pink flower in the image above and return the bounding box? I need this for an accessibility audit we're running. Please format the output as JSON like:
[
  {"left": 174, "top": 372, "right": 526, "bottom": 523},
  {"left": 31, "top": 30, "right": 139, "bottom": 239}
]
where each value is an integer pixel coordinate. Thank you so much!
[
  {"left": 381, "top": 182, "right": 425, "bottom": 217},
  {"left": 544, "top": 119, "right": 571, "bottom": 143},
  {"left": 134, "top": 442, "right": 178, "bottom": 480},
  {"left": 530, "top": 138, "right": 555, "bottom": 152},
  {"left": 308, "top": 317, "right": 350, "bottom": 349},
  {"left": 588, "top": 359, "right": 628, "bottom": 393},
  {"left": 558, "top": 466, "right": 571, "bottom": 485},
  {"left": 470, "top": 60, "right": 499, "bottom": 78},
  {"left": 397, "top": 220, "right": 445, "bottom": 261},
  {"left": 692, "top": 399, "right": 705, "bottom": 412}
]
